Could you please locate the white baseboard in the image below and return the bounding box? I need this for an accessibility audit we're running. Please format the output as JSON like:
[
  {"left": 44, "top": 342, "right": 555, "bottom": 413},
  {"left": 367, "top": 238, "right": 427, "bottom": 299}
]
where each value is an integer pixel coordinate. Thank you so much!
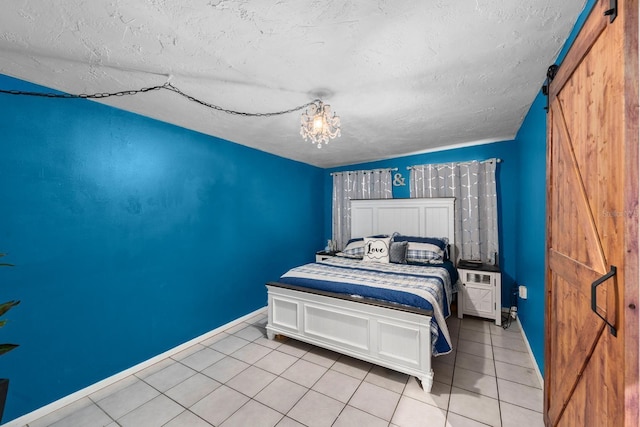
[
  {"left": 516, "top": 316, "right": 544, "bottom": 388},
  {"left": 3, "top": 307, "right": 267, "bottom": 427},
  {"left": 499, "top": 308, "right": 544, "bottom": 388}
]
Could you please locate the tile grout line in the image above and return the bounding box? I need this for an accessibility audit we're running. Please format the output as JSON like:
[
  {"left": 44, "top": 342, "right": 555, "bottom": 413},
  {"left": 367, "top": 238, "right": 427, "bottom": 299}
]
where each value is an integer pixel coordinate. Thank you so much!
[
  {"left": 192, "top": 334, "right": 282, "bottom": 426},
  {"left": 269, "top": 347, "right": 340, "bottom": 426},
  {"left": 490, "top": 318, "right": 546, "bottom": 419},
  {"left": 214, "top": 332, "right": 326, "bottom": 426},
  {"left": 162, "top": 324, "right": 281, "bottom": 426},
  {"left": 98, "top": 320, "right": 273, "bottom": 427},
  {"left": 491, "top": 326, "right": 504, "bottom": 427},
  {"left": 443, "top": 319, "right": 459, "bottom": 425},
  {"left": 365, "top": 367, "right": 407, "bottom": 426}
]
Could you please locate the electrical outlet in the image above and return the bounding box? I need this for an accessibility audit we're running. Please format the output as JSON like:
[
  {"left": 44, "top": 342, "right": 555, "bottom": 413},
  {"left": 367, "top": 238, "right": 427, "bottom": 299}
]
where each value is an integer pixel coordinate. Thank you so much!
[
  {"left": 510, "top": 306, "right": 518, "bottom": 319},
  {"left": 518, "top": 285, "right": 528, "bottom": 299}
]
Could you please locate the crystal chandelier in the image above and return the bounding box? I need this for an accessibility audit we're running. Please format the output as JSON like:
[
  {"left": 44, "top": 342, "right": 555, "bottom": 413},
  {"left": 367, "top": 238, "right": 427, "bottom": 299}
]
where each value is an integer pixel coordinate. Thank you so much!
[{"left": 300, "top": 100, "right": 341, "bottom": 149}]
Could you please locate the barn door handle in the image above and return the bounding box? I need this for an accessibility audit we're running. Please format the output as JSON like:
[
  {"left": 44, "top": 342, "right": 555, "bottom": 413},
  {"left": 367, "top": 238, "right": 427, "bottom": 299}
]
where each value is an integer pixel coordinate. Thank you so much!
[{"left": 591, "top": 266, "right": 617, "bottom": 336}]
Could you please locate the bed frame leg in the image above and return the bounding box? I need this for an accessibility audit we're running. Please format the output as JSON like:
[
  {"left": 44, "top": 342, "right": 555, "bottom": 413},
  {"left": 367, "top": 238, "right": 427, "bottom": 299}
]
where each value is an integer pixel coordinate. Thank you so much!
[{"left": 421, "top": 370, "right": 434, "bottom": 393}]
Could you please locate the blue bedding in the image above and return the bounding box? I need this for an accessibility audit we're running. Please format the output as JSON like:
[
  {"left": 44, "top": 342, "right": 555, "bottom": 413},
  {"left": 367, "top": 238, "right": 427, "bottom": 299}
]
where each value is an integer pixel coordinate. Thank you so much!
[{"left": 278, "top": 257, "right": 458, "bottom": 356}]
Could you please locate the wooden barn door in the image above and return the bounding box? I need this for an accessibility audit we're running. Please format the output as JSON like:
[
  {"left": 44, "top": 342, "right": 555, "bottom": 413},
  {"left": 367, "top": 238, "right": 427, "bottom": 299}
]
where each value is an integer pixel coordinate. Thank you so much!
[{"left": 545, "top": 0, "right": 638, "bottom": 426}]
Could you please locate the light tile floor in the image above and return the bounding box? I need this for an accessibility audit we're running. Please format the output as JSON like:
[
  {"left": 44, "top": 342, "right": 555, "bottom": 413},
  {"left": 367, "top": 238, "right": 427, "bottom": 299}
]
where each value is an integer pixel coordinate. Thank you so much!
[{"left": 23, "top": 310, "right": 544, "bottom": 427}]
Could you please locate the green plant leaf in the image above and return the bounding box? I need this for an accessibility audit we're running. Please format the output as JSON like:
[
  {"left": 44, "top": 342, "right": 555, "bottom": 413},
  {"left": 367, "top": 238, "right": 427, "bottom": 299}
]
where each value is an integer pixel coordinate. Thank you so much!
[
  {"left": 0, "top": 344, "right": 19, "bottom": 356},
  {"left": 0, "top": 300, "right": 20, "bottom": 318}
]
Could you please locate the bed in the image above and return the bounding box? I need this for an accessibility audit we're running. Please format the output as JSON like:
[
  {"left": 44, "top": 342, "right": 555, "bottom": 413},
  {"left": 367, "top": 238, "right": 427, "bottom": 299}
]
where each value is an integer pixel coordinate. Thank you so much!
[{"left": 265, "top": 198, "right": 457, "bottom": 392}]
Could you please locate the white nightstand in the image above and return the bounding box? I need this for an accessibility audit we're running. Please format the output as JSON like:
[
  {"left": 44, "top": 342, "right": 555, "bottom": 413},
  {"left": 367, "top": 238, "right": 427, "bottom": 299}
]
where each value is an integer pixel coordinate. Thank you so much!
[
  {"left": 315, "top": 251, "right": 338, "bottom": 262},
  {"left": 457, "top": 265, "right": 502, "bottom": 326}
]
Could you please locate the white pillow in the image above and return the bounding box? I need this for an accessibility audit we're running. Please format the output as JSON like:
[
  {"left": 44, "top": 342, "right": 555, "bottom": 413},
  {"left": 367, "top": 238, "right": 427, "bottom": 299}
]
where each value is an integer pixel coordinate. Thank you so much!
[{"left": 362, "top": 236, "right": 391, "bottom": 263}]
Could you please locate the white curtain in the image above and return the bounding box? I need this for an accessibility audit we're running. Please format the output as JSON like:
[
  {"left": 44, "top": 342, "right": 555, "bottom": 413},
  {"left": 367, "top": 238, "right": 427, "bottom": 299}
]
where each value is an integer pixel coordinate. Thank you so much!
[
  {"left": 332, "top": 169, "right": 393, "bottom": 250},
  {"left": 409, "top": 159, "right": 499, "bottom": 264}
]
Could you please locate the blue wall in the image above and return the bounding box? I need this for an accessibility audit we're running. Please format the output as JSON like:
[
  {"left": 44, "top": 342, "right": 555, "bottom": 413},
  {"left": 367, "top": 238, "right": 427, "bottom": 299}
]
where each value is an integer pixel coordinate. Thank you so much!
[
  {"left": 323, "top": 140, "right": 520, "bottom": 309},
  {"left": 0, "top": 75, "right": 324, "bottom": 422},
  {"left": 513, "top": 93, "right": 548, "bottom": 370},
  {"left": 512, "top": 0, "right": 597, "bottom": 372}
]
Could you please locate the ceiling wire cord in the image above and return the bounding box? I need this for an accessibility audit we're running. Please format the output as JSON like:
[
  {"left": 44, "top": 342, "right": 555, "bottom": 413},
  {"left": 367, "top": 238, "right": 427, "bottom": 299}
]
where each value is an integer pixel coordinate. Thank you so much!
[
  {"left": 162, "top": 84, "right": 318, "bottom": 117},
  {"left": 0, "top": 84, "right": 165, "bottom": 99},
  {"left": 0, "top": 82, "right": 319, "bottom": 117}
]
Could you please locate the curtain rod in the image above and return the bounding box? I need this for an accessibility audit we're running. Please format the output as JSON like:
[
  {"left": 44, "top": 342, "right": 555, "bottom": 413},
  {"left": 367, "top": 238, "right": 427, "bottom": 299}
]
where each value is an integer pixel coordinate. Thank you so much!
[
  {"left": 330, "top": 167, "right": 398, "bottom": 176},
  {"left": 406, "top": 158, "right": 502, "bottom": 170}
]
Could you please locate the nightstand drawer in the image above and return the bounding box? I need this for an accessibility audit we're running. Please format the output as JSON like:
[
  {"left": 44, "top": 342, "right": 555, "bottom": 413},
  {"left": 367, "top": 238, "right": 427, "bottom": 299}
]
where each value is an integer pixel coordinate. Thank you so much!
[{"left": 462, "top": 271, "right": 493, "bottom": 285}]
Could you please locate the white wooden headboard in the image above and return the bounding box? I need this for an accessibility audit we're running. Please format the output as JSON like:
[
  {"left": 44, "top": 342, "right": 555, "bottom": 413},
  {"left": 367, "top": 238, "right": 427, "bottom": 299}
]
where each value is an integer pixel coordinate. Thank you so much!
[{"left": 350, "top": 198, "right": 456, "bottom": 262}]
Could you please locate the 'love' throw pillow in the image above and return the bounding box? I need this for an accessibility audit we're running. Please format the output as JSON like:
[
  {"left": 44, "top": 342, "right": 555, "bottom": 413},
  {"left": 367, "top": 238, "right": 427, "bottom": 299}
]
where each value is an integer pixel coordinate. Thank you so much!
[{"left": 363, "top": 236, "right": 391, "bottom": 263}]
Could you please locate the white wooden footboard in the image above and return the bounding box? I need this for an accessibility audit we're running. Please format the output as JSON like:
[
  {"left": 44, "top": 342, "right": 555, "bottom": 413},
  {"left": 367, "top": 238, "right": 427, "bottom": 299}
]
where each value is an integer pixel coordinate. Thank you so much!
[{"left": 266, "top": 284, "right": 434, "bottom": 392}]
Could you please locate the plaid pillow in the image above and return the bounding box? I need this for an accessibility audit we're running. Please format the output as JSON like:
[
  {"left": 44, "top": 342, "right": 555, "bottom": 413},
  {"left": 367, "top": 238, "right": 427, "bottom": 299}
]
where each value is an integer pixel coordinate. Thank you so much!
[
  {"left": 339, "top": 238, "right": 365, "bottom": 258},
  {"left": 393, "top": 234, "right": 449, "bottom": 264},
  {"left": 406, "top": 241, "right": 445, "bottom": 264}
]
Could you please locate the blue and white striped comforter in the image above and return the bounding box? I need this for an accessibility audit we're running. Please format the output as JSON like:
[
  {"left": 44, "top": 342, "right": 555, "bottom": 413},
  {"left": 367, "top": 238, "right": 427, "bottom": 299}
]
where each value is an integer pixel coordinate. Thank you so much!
[{"left": 278, "top": 256, "right": 456, "bottom": 356}]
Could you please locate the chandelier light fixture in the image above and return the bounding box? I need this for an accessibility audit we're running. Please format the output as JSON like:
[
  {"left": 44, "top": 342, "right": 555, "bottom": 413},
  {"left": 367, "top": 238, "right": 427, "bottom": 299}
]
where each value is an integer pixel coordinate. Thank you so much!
[
  {"left": 1, "top": 81, "right": 344, "bottom": 150},
  {"left": 300, "top": 100, "right": 341, "bottom": 149}
]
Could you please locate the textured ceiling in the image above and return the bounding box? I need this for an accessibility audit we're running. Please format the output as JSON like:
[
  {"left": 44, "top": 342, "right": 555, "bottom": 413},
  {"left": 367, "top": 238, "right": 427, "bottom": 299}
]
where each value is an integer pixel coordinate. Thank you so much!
[{"left": 0, "top": 0, "right": 586, "bottom": 168}]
